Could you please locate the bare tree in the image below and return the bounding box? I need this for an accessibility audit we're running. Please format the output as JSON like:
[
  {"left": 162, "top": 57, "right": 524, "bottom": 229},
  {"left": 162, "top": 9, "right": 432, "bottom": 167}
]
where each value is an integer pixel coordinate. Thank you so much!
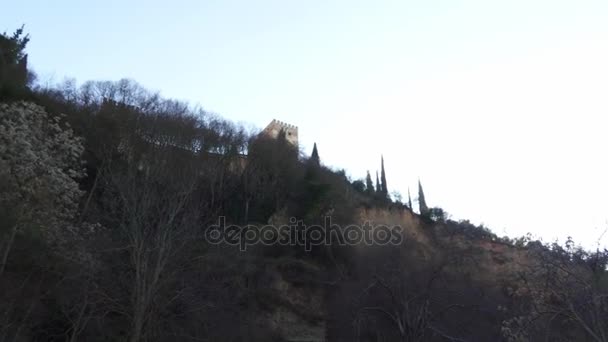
[
  {"left": 352, "top": 258, "right": 473, "bottom": 342},
  {"left": 502, "top": 239, "right": 608, "bottom": 342},
  {"left": 97, "top": 109, "right": 208, "bottom": 342}
]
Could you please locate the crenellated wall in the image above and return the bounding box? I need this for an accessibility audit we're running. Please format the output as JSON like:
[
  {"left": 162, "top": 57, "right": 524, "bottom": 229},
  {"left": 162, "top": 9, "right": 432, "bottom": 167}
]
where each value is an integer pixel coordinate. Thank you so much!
[{"left": 262, "top": 119, "right": 299, "bottom": 146}]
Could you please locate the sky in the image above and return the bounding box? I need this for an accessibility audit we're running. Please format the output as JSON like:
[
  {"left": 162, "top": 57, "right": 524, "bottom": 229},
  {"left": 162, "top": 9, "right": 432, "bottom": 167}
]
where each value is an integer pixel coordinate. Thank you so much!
[{"left": 3, "top": 0, "right": 608, "bottom": 248}]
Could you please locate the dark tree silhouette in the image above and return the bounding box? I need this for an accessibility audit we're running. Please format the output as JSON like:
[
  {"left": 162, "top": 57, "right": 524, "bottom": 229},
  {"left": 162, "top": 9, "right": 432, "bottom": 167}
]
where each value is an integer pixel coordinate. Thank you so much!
[
  {"left": 352, "top": 180, "right": 365, "bottom": 193},
  {"left": 0, "top": 26, "right": 33, "bottom": 99},
  {"left": 310, "top": 142, "right": 320, "bottom": 166},
  {"left": 408, "top": 188, "right": 413, "bottom": 210},
  {"left": 365, "top": 171, "right": 374, "bottom": 195},
  {"left": 418, "top": 179, "right": 429, "bottom": 216},
  {"left": 380, "top": 155, "right": 388, "bottom": 199}
]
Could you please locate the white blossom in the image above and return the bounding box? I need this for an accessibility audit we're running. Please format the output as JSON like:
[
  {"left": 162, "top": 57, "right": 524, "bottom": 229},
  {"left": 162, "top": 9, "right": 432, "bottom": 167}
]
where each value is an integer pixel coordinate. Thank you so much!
[{"left": 0, "top": 101, "right": 84, "bottom": 239}]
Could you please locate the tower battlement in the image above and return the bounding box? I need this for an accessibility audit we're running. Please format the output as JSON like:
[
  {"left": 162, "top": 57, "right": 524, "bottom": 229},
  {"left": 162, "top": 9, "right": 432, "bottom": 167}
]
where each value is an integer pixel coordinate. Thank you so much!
[{"left": 262, "top": 119, "right": 298, "bottom": 146}]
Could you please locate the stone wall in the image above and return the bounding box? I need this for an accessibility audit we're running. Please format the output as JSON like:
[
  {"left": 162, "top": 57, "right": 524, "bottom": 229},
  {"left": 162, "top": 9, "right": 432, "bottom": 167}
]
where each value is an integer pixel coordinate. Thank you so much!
[{"left": 262, "top": 119, "right": 299, "bottom": 146}]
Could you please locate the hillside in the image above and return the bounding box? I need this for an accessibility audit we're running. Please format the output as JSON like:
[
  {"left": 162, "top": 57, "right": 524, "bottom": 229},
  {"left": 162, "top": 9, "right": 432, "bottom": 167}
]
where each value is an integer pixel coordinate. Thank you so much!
[{"left": 1, "top": 28, "right": 608, "bottom": 342}]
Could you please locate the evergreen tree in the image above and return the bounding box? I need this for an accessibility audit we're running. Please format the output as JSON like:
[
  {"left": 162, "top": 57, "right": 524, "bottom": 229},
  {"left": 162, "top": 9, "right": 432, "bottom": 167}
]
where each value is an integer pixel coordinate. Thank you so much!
[
  {"left": 365, "top": 171, "right": 374, "bottom": 194},
  {"left": 380, "top": 155, "right": 388, "bottom": 198},
  {"left": 418, "top": 179, "right": 429, "bottom": 215},
  {"left": 375, "top": 171, "right": 381, "bottom": 194},
  {"left": 352, "top": 180, "right": 365, "bottom": 193},
  {"left": 310, "top": 142, "right": 320, "bottom": 166},
  {"left": 0, "top": 26, "right": 32, "bottom": 99},
  {"left": 408, "top": 188, "right": 413, "bottom": 210}
]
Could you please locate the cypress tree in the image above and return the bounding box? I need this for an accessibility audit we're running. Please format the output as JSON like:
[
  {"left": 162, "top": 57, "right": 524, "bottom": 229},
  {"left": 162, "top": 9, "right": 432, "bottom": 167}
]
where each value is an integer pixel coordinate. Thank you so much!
[
  {"left": 408, "top": 188, "right": 413, "bottom": 210},
  {"left": 418, "top": 179, "right": 429, "bottom": 215},
  {"left": 365, "top": 171, "right": 374, "bottom": 194},
  {"left": 375, "top": 171, "right": 381, "bottom": 194},
  {"left": 310, "top": 142, "right": 320, "bottom": 166},
  {"left": 380, "top": 155, "right": 388, "bottom": 198}
]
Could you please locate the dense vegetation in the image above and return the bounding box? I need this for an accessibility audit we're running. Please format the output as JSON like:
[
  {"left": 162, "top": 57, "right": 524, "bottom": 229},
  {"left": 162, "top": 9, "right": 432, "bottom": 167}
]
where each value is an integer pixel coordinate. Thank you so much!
[{"left": 1, "top": 28, "right": 608, "bottom": 342}]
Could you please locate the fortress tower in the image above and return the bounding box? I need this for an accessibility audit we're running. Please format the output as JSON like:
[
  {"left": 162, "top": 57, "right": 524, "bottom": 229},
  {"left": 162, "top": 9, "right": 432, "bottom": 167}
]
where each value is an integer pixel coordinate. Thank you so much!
[{"left": 262, "top": 119, "right": 298, "bottom": 147}]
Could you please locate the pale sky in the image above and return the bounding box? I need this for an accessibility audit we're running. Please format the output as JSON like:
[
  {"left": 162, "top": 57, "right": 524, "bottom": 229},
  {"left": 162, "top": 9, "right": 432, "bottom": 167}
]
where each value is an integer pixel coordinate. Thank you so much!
[{"left": 3, "top": 0, "right": 607, "bottom": 248}]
